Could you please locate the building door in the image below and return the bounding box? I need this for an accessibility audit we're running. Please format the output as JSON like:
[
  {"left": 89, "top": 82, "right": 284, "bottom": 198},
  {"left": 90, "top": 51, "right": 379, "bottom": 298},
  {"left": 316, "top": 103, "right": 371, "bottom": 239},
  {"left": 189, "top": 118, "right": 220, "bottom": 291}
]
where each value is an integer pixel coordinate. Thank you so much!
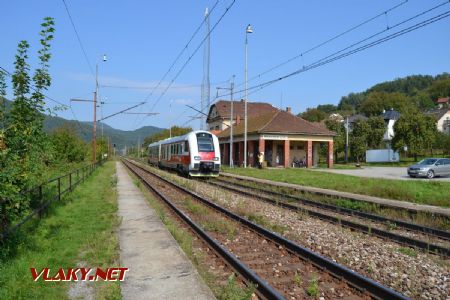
[{"left": 276, "top": 144, "right": 284, "bottom": 166}]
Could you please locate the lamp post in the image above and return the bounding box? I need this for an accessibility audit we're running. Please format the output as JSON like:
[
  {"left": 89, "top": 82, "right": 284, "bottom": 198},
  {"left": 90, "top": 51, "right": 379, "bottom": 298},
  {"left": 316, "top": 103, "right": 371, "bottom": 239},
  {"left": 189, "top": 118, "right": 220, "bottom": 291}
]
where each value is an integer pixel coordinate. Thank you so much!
[{"left": 244, "top": 24, "right": 253, "bottom": 168}]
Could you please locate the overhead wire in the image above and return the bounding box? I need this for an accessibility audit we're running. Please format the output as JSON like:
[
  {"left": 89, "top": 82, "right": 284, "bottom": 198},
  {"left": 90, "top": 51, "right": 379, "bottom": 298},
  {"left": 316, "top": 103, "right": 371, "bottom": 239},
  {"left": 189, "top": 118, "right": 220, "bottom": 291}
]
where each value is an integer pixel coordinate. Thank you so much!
[
  {"left": 176, "top": 0, "right": 412, "bottom": 124},
  {"left": 133, "top": 0, "right": 237, "bottom": 128},
  {"left": 61, "top": 0, "right": 95, "bottom": 78},
  {"left": 181, "top": 3, "right": 450, "bottom": 126},
  {"left": 129, "top": 0, "right": 221, "bottom": 128}
]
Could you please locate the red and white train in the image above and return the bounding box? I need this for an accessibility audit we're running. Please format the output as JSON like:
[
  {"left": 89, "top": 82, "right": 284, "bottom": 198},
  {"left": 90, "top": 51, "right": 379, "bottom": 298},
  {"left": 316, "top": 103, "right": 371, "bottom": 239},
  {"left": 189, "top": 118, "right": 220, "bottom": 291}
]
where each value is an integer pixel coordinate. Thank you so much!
[{"left": 148, "top": 130, "right": 221, "bottom": 177}]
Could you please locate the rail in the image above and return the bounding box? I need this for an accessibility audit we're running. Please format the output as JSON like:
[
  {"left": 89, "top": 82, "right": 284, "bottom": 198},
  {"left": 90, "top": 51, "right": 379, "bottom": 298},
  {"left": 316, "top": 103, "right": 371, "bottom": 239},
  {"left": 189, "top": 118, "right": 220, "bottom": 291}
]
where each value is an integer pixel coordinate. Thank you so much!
[{"left": 123, "top": 158, "right": 409, "bottom": 300}]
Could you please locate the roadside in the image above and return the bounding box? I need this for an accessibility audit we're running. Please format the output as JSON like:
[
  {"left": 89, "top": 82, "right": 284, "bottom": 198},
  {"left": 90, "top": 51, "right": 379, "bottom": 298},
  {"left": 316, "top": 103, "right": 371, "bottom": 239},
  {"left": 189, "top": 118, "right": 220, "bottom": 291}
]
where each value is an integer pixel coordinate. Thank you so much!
[
  {"left": 0, "top": 161, "right": 121, "bottom": 299},
  {"left": 222, "top": 167, "right": 450, "bottom": 207},
  {"left": 313, "top": 166, "right": 450, "bottom": 182}
]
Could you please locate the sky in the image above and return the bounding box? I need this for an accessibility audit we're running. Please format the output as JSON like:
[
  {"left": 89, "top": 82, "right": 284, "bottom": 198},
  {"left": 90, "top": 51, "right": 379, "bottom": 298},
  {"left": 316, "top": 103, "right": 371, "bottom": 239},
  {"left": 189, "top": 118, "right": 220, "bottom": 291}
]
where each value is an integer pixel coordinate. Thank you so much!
[{"left": 1, "top": 0, "right": 449, "bottom": 131}]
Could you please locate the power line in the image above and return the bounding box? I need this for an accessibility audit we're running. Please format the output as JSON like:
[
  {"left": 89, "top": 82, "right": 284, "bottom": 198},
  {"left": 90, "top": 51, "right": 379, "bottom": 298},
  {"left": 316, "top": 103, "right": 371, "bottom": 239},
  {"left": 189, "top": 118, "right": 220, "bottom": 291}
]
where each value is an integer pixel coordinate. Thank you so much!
[
  {"left": 61, "top": 0, "right": 95, "bottom": 78},
  {"left": 237, "top": 0, "right": 410, "bottom": 90},
  {"left": 134, "top": 0, "right": 237, "bottom": 128},
  {"left": 175, "top": 0, "right": 412, "bottom": 123},
  {"left": 128, "top": 0, "right": 221, "bottom": 129},
  {"left": 181, "top": 4, "right": 450, "bottom": 126}
]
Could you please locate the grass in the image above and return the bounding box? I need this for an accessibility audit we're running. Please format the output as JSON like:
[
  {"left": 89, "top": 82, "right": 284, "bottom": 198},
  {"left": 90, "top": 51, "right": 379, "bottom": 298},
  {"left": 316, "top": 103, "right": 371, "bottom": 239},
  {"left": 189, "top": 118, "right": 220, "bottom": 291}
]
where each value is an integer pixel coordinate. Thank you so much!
[
  {"left": 397, "top": 247, "right": 418, "bottom": 258},
  {"left": 0, "top": 161, "right": 121, "bottom": 300},
  {"left": 222, "top": 167, "right": 450, "bottom": 207},
  {"left": 128, "top": 169, "right": 254, "bottom": 300},
  {"left": 306, "top": 275, "right": 319, "bottom": 297}
]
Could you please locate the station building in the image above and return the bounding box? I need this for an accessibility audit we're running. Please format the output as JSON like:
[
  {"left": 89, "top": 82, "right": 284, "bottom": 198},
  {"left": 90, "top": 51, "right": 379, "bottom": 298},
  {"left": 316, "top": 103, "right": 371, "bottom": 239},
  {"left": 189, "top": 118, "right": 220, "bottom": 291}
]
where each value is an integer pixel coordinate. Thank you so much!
[{"left": 207, "top": 100, "right": 335, "bottom": 168}]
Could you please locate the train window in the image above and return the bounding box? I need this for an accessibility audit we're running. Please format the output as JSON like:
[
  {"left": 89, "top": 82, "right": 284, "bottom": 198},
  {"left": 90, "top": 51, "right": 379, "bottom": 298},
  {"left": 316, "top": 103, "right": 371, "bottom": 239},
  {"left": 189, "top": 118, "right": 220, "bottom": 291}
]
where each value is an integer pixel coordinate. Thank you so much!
[
  {"left": 196, "top": 133, "right": 214, "bottom": 152},
  {"left": 184, "top": 141, "right": 189, "bottom": 153}
]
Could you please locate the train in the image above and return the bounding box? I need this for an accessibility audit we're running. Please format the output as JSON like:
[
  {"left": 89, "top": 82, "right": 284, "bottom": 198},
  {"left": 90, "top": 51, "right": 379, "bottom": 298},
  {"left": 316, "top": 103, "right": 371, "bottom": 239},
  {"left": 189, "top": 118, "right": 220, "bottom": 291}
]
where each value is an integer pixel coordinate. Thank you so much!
[{"left": 148, "top": 130, "right": 221, "bottom": 177}]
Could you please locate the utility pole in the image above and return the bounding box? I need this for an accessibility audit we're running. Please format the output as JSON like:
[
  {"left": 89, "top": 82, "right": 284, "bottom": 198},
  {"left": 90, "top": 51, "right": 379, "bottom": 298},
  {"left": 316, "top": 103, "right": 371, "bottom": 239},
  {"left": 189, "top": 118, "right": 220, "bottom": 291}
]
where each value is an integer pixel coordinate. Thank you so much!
[
  {"left": 200, "top": 7, "right": 210, "bottom": 130},
  {"left": 93, "top": 65, "right": 97, "bottom": 163},
  {"left": 217, "top": 75, "right": 235, "bottom": 167},
  {"left": 244, "top": 24, "right": 253, "bottom": 168},
  {"left": 345, "top": 116, "right": 349, "bottom": 163}
]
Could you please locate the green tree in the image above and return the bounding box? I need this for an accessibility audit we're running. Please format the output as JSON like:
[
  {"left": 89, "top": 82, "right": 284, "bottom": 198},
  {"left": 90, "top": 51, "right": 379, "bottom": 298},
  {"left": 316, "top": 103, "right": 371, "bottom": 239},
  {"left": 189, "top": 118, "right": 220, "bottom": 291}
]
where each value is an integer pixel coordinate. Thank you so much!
[
  {"left": 338, "top": 92, "right": 365, "bottom": 112},
  {"left": 350, "top": 119, "right": 370, "bottom": 163},
  {"left": 427, "top": 78, "right": 450, "bottom": 101},
  {"left": 1, "top": 17, "right": 55, "bottom": 228},
  {"left": 143, "top": 126, "right": 192, "bottom": 147},
  {"left": 360, "top": 92, "right": 413, "bottom": 116},
  {"left": 50, "top": 125, "right": 87, "bottom": 163},
  {"left": 367, "top": 116, "right": 385, "bottom": 149},
  {"left": 324, "top": 119, "right": 345, "bottom": 162},
  {"left": 316, "top": 104, "right": 337, "bottom": 114},
  {"left": 392, "top": 112, "right": 437, "bottom": 161},
  {"left": 299, "top": 108, "right": 327, "bottom": 122}
]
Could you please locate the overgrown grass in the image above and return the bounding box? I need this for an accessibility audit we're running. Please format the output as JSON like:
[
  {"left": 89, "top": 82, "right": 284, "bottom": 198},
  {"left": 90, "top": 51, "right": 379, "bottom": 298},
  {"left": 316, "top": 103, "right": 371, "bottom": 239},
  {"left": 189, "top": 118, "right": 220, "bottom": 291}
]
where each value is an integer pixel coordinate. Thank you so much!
[
  {"left": 0, "top": 161, "right": 121, "bottom": 300},
  {"left": 223, "top": 167, "right": 450, "bottom": 207}
]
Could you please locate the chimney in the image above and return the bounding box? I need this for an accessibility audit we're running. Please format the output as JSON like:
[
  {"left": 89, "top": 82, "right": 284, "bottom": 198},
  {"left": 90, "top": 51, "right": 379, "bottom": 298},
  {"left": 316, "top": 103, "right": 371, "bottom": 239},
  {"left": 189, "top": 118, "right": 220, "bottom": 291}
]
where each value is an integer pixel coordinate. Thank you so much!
[
  {"left": 286, "top": 107, "right": 292, "bottom": 114},
  {"left": 236, "top": 115, "right": 241, "bottom": 125}
]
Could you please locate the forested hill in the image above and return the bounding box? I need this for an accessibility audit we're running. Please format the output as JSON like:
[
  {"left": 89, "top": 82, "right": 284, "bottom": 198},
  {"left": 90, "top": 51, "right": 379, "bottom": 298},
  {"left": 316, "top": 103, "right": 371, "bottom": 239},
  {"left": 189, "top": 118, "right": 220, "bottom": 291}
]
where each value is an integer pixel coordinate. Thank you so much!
[
  {"left": 2, "top": 98, "right": 164, "bottom": 149},
  {"left": 300, "top": 73, "right": 450, "bottom": 121}
]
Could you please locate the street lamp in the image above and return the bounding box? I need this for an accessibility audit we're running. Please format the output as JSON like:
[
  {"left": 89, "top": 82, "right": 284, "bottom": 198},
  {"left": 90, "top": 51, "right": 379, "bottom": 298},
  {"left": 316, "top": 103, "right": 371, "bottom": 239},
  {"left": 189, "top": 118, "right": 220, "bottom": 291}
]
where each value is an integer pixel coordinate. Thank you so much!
[{"left": 244, "top": 24, "right": 253, "bottom": 168}]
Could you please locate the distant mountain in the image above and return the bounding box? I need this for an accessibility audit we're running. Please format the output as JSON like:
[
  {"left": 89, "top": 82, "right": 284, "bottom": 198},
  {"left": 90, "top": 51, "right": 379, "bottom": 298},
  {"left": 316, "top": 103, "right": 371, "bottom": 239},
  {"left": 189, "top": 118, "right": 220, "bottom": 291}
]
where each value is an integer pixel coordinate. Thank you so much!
[{"left": 2, "top": 98, "right": 164, "bottom": 149}]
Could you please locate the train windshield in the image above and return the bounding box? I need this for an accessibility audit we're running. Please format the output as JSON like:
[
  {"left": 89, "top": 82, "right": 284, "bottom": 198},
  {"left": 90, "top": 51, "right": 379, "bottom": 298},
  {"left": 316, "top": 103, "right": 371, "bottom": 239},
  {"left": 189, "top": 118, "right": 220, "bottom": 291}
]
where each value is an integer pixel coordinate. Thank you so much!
[{"left": 196, "top": 133, "right": 214, "bottom": 152}]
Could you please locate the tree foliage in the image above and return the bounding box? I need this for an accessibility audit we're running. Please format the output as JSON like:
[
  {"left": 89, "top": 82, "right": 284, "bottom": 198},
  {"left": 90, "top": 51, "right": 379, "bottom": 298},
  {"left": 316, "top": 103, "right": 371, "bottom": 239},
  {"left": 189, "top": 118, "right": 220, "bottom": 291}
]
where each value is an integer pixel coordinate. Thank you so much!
[
  {"left": 299, "top": 108, "right": 327, "bottom": 122},
  {"left": 360, "top": 92, "right": 414, "bottom": 116},
  {"left": 391, "top": 111, "right": 437, "bottom": 161},
  {"left": 324, "top": 119, "right": 345, "bottom": 161},
  {"left": 350, "top": 120, "right": 370, "bottom": 163},
  {"left": 50, "top": 125, "right": 87, "bottom": 163},
  {"left": 367, "top": 116, "right": 386, "bottom": 149},
  {"left": 143, "top": 126, "right": 192, "bottom": 147},
  {"left": 0, "top": 17, "right": 55, "bottom": 229}
]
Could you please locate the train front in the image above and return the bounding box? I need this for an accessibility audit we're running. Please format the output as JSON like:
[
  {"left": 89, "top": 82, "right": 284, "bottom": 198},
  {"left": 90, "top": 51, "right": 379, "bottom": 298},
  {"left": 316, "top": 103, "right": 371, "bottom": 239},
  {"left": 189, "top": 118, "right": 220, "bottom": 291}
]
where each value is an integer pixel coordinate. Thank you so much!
[{"left": 188, "top": 131, "right": 220, "bottom": 177}]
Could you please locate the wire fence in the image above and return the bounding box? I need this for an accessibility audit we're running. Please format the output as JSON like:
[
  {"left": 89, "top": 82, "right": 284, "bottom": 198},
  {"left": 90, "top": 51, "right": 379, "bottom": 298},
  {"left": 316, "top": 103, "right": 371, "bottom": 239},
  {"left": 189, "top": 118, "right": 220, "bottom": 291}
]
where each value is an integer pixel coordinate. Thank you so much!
[{"left": 0, "top": 159, "right": 106, "bottom": 241}]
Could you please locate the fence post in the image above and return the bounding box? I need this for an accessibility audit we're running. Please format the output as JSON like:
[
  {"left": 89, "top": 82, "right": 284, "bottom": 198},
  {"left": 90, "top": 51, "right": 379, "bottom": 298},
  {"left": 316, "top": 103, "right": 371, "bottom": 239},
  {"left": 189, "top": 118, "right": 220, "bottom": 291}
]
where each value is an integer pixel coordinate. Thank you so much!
[
  {"left": 69, "top": 173, "right": 72, "bottom": 191},
  {"left": 58, "top": 177, "right": 61, "bottom": 201}
]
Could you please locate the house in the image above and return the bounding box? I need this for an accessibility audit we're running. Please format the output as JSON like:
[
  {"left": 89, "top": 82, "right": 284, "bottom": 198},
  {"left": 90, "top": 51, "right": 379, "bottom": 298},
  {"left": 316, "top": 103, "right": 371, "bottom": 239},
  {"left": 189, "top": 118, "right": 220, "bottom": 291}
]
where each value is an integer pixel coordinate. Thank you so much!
[
  {"left": 436, "top": 97, "right": 450, "bottom": 109},
  {"left": 381, "top": 109, "right": 400, "bottom": 141},
  {"left": 426, "top": 109, "right": 450, "bottom": 134},
  {"left": 215, "top": 107, "right": 335, "bottom": 168},
  {"left": 344, "top": 114, "right": 368, "bottom": 131},
  {"left": 206, "top": 100, "right": 278, "bottom": 131}
]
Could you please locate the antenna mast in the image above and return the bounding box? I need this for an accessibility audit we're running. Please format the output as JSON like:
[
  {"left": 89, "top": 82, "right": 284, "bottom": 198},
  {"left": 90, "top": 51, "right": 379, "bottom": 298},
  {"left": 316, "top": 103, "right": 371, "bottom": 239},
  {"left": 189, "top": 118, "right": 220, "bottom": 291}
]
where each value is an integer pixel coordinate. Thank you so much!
[{"left": 200, "top": 7, "right": 210, "bottom": 130}]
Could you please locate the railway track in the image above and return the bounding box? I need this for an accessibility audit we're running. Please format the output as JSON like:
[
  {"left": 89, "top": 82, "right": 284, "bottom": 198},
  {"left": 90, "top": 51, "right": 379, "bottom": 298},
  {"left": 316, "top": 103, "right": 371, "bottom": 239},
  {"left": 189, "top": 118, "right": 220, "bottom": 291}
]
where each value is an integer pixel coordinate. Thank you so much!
[
  {"left": 122, "top": 158, "right": 408, "bottom": 300},
  {"left": 207, "top": 176, "right": 450, "bottom": 258}
]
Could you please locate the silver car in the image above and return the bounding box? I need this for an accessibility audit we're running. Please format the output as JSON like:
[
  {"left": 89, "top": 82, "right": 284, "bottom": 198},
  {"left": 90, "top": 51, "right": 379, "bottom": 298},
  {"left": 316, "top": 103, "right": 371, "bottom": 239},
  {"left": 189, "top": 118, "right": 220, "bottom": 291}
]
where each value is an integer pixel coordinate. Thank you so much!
[{"left": 407, "top": 158, "right": 450, "bottom": 179}]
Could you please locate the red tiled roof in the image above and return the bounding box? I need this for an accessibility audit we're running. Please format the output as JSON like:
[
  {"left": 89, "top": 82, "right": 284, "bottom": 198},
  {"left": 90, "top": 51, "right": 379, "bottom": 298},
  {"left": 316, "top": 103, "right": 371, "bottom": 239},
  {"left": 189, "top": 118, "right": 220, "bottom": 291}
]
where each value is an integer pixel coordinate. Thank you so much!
[
  {"left": 436, "top": 97, "right": 450, "bottom": 103},
  {"left": 217, "top": 110, "right": 335, "bottom": 138},
  {"left": 207, "top": 100, "right": 278, "bottom": 121}
]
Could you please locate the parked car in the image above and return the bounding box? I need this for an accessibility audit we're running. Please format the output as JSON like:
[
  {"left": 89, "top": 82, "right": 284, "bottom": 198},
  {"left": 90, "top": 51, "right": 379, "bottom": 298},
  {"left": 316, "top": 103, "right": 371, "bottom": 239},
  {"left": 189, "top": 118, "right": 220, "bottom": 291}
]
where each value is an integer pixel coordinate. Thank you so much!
[{"left": 407, "top": 158, "right": 450, "bottom": 178}]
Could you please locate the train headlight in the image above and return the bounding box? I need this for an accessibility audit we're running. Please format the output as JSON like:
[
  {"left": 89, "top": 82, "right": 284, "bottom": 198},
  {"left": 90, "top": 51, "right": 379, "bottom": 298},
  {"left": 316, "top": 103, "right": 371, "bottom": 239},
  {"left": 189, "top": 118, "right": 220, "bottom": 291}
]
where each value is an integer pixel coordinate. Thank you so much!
[
  {"left": 214, "top": 157, "right": 219, "bottom": 161},
  {"left": 194, "top": 156, "right": 201, "bottom": 160}
]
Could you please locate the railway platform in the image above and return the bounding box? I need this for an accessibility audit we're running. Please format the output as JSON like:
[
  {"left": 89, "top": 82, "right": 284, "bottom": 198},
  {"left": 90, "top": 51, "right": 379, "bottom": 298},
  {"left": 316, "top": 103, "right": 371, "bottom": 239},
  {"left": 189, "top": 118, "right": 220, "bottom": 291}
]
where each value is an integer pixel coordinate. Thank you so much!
[
  {"left": 222, "top": 172, "right": 450, "bottom": 217},
  {"left": 116, "top": 162, "right": 216, "bottom": 300}
]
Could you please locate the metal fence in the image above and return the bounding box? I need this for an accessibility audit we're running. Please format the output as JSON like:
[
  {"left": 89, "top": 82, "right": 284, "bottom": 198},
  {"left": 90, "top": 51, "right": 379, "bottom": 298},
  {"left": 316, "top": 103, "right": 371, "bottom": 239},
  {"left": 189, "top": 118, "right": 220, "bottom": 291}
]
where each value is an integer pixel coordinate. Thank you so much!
[{"left": 0, "top": 159, "right": 105, "bottom": 241}]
